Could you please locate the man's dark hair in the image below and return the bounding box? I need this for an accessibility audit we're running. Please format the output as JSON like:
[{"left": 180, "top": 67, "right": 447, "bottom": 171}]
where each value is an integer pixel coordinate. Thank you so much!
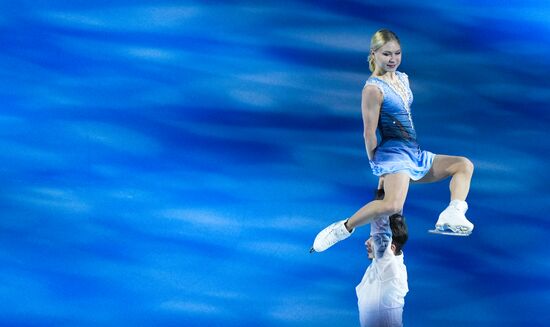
[
  {"left": 389, "top": 214, "right": 408, "bottom": 255},
  {"left": 374, "top": 188, "right": 408, "bottom": 255}
]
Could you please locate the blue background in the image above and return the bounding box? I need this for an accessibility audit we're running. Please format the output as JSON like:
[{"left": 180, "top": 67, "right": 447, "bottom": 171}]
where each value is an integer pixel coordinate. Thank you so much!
[{"left": 1, "top": 0, "right": 549, "bottom": 326}]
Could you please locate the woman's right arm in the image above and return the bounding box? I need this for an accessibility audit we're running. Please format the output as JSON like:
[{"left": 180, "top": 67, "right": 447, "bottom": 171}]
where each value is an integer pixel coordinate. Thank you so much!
[{"left": 361, "top": 85, "right": 382, "bottom": 160}]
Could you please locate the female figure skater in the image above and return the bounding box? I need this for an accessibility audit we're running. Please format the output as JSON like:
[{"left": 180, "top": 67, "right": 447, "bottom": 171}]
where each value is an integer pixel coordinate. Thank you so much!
[{"left": 311, "top": 29, "right": 474, "bottom": 253}]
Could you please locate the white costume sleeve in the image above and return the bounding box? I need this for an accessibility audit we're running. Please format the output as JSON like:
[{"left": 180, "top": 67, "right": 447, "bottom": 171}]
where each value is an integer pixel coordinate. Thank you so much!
[{"left": 370, "top": 216, "right": 392, "bottom": 259}]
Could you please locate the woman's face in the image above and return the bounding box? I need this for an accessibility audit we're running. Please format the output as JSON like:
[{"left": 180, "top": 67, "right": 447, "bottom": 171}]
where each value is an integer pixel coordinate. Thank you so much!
[{"left": 372, "top": 40, "right": 401, "bottom": 73}]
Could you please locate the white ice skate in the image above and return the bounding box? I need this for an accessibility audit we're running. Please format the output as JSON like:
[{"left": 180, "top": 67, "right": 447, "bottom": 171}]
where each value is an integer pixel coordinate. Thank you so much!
[
  {"left": 310, "top": 219, "right": 354, "bottom": 253},
  {"left": 428, "top": 200, "right": 474, "bottom": 236}
]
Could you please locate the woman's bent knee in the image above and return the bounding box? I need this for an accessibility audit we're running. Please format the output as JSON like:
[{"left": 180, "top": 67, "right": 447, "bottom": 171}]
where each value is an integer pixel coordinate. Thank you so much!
[
  {"left": 380, "top": 200, "right": 403, "bottom": 215},
  {"left": 459, "top": 157, "right": 474, "bottom": 175}
]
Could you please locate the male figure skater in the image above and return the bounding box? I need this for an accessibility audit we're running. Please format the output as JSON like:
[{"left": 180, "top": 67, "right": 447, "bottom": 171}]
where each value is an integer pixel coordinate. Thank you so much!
[{"left": 356, "top": 189, "right": 409, "bottom": 327}]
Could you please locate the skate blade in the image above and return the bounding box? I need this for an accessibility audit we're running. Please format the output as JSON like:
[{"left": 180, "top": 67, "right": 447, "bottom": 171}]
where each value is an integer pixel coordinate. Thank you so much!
[
  {"left": 428, "top": 229, "right": 471, "bottom": 237},
  {"left": 309, "top": 247, "right": 316, "bottom": 253}
]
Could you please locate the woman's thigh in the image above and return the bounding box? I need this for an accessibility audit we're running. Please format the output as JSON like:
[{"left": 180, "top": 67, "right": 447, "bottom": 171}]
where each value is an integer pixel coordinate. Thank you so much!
[
  {"left": 381, "top": 172, "right": 411, "bottom": 207},
  {"left": 414, "top": 154, "right": 465, "bottom": 184}
]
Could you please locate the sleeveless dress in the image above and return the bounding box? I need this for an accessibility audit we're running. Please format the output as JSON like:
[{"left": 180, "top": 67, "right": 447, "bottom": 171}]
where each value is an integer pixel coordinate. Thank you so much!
[{"left": 364, "top": 71, "right": 434, "bottom": 181}]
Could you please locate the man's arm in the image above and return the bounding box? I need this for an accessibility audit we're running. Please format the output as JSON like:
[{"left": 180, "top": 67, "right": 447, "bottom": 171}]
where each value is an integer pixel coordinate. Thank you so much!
[
  {"left": 370, "top": 182, "right": 392, "bottom": 259},
  {"left": 371, "top": 217, "right": 392, "bottom": 259}
]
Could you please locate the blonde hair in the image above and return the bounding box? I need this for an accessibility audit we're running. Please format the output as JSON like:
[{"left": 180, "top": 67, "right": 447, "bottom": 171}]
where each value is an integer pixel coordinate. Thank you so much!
[{"left": 368, "top": 29, "right": 401, "bottom": 72}]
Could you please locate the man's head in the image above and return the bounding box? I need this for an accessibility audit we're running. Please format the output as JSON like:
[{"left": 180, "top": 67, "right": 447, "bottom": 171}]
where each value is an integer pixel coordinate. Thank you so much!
[
  {"left": 389, "top": 213, "right": 408, "bottom": 255},
  {"left": 365, "top": 214, "right": 408, "bottom": 257}
]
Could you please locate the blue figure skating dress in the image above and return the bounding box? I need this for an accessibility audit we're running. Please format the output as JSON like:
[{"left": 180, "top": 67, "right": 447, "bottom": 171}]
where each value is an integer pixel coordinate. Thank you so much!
[{"left": 365, "top": 71, "right": 435, "bottom": 181}]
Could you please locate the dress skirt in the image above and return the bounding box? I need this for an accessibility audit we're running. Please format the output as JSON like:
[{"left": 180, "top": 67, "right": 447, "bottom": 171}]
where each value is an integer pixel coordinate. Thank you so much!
[{"left": 369, "top": 139, "right": 435, "bottom": 181}]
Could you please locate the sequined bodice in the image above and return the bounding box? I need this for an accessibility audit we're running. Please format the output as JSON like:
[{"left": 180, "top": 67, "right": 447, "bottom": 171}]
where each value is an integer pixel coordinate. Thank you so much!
[{"left": 364, "top": 71, "right": 417, "bottom": 144}]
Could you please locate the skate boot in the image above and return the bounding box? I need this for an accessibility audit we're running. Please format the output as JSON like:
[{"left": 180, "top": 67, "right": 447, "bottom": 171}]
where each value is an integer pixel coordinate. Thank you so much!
[
  {"left": 310, "top": 219, "right": 354, "bottom": 253},
  {"left": 433, "top": 200, "right": 474, "bottom": 236}
]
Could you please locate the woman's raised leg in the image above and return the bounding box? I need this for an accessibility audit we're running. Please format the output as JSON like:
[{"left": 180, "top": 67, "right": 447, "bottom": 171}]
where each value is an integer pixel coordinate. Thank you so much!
[
  {"left": 415, "top": 155, "right": 474, "bottom": 201},
  {"left": 345, "top": 172, "right": 411, "bottom": 230},
  {"left": 311, "top": 172, "right": 410, "bottom": 252},
  {"left": 416, "top": 154, "right": 475, "bottom": 234}
]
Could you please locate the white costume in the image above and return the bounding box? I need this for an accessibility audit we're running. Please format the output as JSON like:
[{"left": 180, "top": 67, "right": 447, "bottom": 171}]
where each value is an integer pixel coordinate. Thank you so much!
[{"left": 356, "top": 217, "right": 408, "bottom": 327}]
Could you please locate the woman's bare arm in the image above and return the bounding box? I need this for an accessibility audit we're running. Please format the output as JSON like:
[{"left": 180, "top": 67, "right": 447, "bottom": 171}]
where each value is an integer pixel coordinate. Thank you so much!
[{"left": 361, "top": 85, "right": 382, "bottom": 160}]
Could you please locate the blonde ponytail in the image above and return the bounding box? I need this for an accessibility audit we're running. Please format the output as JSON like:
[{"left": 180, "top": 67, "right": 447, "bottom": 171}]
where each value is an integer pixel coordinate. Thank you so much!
[{"left": 368, "top": 53, "right": 376, "bottom": 73}]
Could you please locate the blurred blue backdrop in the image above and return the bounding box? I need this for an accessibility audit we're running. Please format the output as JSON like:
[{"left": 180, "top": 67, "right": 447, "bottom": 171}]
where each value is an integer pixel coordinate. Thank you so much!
[{"left": 1, "top": 0, "right": 549, "bottom": 326}]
